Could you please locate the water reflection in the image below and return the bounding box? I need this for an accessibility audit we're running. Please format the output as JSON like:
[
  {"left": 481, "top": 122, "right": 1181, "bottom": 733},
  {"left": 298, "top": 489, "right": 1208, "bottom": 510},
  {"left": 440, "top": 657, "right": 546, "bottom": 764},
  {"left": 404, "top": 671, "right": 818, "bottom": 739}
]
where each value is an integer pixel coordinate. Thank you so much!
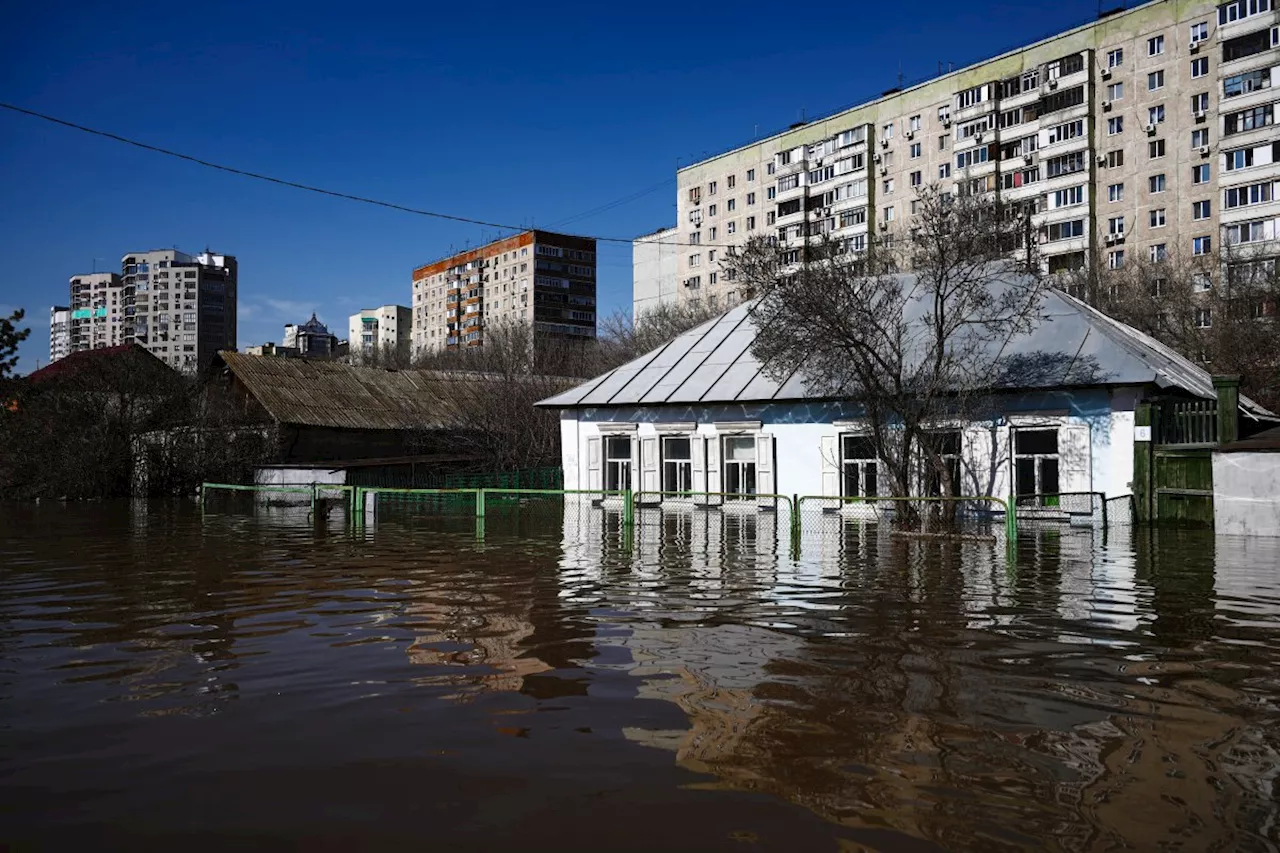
[{"left": 1, "top": 501, "right": 1277, "bottom": 850}]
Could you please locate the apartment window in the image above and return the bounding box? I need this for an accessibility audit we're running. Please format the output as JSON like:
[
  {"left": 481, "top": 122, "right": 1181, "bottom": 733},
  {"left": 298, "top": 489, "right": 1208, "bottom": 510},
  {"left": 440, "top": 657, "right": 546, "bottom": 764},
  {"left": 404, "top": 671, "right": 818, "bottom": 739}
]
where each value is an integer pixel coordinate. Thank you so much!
[
  {"left": 939, "top": 134, "right": 949, "bottom": 150},
  {"left": 708, "top": 249, "right": 717, "bottom": 263},
  {"left": 1195, "top": 308, "right": 1212, "bottom": 329},
  {"left": 840, "top": 435, "right": 879, "bottom": 498},
  {"left": 1193, "top": 163, "right": 1210, "bottom": 183},
  {"left": 1225, "top": 181, "right": 1274, "bottom": 207},
  {"left": 883, "top": 178, "right": 895, "bottom": 194},
  {"left": 1048, "top": 219, "right": 1085, "bottom": 241},
  {"left": 1192, "top": 128, "right": 1210, "bottom": 147},
  {"left": 1053, "top": 186, "right": 1084, "bottom": 207},
  {"left": 1150, "top": 174, "right": 1167, "bottom": 193},
  {"left": 1106, "top": 81, "right": 1124, "bottom": 101},
  {"left": 1148, "top": 35, "right": 1164, "bottom": 56},
  {"left": 883, "top": 205, "right": 896, "bottom": 222},
  {"left": 1193, "top": 272, "right": 1212, "bottom": 292},
  {"left": 722, "top": 436, "right": 757, "bottom": 496},
  {"left": 1045, "top": 151, "right": 1085, "bottom": 177},
  {"left": 939, "top": 163, "right": 951, "bottom": 179},
  {"left": 882, "top": 122, "right": 895, "bottom": 139},
  {"left": 1226, "top": 218, "right": 1275, "bottom": 243},
  {"left": 1046, "top": 119, "right": 1084, "bottom": 144},
  {"left": 909, "top": 114, "right": 922, "bottom": 132},
  {"left": 1108, "top": 116, "right": 1124, "bottom": 135},
  {"left": 767, "top": 162, "right": 776, "bottom": 175},
  {"left": 747, "top": 168, "right": 756, "bottom": 182},
  {"left": 689, "top": 253, "right": 701, "bottom": 266},
  {"left": 1015, "top": 429, "right": 1060, "bottom": 504},
  {"left": 1149, "top": 105, "right": 1166, "bottom": 124},
  {"left": 1108, "top": 215, "right": 1126, "bottom": 236},
  {"left": 708, "top": 180, "right": 717, "bottom": 195},
  {"left": 910, "top": 142, "right": 922, "bottom": 159},
  {"left": 1191, "top": 57, "right": 1209, "bottom": 78},
  {"left": 1219, "top": 0, "right": 1275, "bottom": 25},
  {"left": 1223, "top": 27, "right": 1273, "bottom": 60},
  {"left": 1191, "top": 93, "right": 1209, "bottom": 114},
  {"left": 1107, "top": 149, "right": 1125, "bottom": 168},
  {"left": 1149, "top": 139, "right": 1166, "bottom": 159},
  {"left": 726, "top": 199, "right": 736, "bottom": 212},
  {"left": 909, "top": 170, "right": 922, "bottom": 187},
  {"left": 727, "top": 175, "right": 736, "bottom": 189},
  {"left": 1148, "top": 70, "right": 1165, "bottom": 91},
  {"left": 767, "top": 186, "right": 777, "bottom": 200},
  {"left": 1191, "top": 21, "right": 1209, "bottom": 42},
  {"left": 1224, "top": 104, "right": 1274, "bottom": 135},
  {"left": 709, "top": 226, "right": 718, "bottom": 240},
  {"left": 746, "top": 215, "right": 756, "bottom": 230},
  {"left": 1152, "top": 242, "right": 1169, "bottom": 262},
  {"left": 1150, "top": 208, "right": 1167, "bottom": 227},
  {"left": 1107, "top": 48, "right": 1124, "bottom": 68},
  {"left": 1194, "top": 235, "right": 1213, "bottom": 255},
  {"left": 708, "top": 203, "right": 718, "bottom": 217},
  {"left": 604, "top": 436, "right": 632, "bottom": 491},
  {"left": 661, "top": 437, "right": 693, "bottom": 492},
  {"left": 1109, "top": 182, "right": 1125, "bottom": 202},
  {"left": 1193, "top": 199, "right": 1212, "bottom": 219},
  {"left": 747, "top": 192, "right": 756, "bottom": 205},
  {"left": 1225, "top": 146, "right": 1255, "bottom": 170},
  {"left": 766, "top": 211, "right": 776, "bottom": 225},
  {"left": 727, "top": 221, "right": 736, "bottom": 235},
  {"left": 689, "top": 231, "right": 701, "bottom": 245},
  {"left": 1109, "top": 249, "right": 1126, "bottom": 269}
]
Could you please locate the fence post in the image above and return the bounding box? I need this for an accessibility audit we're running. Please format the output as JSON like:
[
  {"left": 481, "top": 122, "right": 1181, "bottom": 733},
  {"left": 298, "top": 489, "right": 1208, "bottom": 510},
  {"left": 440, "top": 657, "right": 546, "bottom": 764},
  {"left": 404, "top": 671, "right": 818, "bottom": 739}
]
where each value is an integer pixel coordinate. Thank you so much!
[
  {"left": 310, "top": 482, "right": 317, "bottom": 517},
  {"left": 1099, "top": 491, "right": 1108, "bottom": 530},
  {"left": 476, "top": 489, "right": 486, "bottom": 519},
  {"left": 623, "top": 489, "right": 634, "bottom": 528},
  {"left": 1213, "top": 375, "right": 1240, "bottom": 446},
  {"left": 1134, "top": 400, "right": 1155, "bottom": 525},
  {"left": 1005, "top": 498, "right": 1017, "bottom": 548}
]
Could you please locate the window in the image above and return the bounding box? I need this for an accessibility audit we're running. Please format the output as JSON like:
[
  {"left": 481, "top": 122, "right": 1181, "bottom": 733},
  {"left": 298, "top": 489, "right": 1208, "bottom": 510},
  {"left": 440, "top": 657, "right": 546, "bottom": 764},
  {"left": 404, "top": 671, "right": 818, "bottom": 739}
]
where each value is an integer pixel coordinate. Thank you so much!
[
  {"left": 1149, "top": 105, "right": 1166, "bottom": 125},
  {"left": 1223, "top": 27, "right": 1273, "bottom": 61},
  {"left": 1191, "top": 20, "right": 1209, "bottom": 41},
  {"left": 1109, "top": 249, "right": 1126, "bottom": 269},
  {"left": 727, "top": 175, "right": 736, "bottom": 189},
  {"left": 1225, "top": 218, "right": 1276, "bottom": 243},
  {"left": 1193, "top": 235, "right": 1213, "bottom": 255},
  {"left": 1148, "top": 35, "right": 1164, "bottom": 56},
  {"left": 1053, "top": 186, "right": 1084, "bottom": 207},
  {"left": 708, "top": 181, "right": 717, "bottom": 195},
  {"left": 1109, "top": 182, "right": 1125, "bottom": 202},
  {"left": 1048, "top": 219, "right": 1085, "bottom": 241},
  {"left": 1150, "top": 174, "right": 1167, "bottom": 193},
  {"left": 767, "top": 186, "right": 777, "bottom": 200},
  {"left": 1015, "top": 429, "right": 1060, "bottom": 506},
  {"left": 1149, "top": 70, "right": 1165, "bottom": 91},
  {"left": 746, "top": 215, "right": 756, "bottom": 230},
  {"left": 1046, "top": 119, "right": 1084, "bottom": 144},
  {"left": 1192, "top": 272, "right": 1212, "bottom": 292},
  {"left": 661, "top": 437, "right": 693, "bottom": 492},
  {"left": 722, "top": 436, "right": 757, "bottom": 496},
  {"left": 1108, "top": 116, "right": 1124, "bottom": 135},
  {"left": 1107, "top": 48, "right": 1124, "bottom": 68},
  {"left": 1225, "top": 146, "right": 1256, "bottom": 170},
  {"left": 1150, "top": 208, "right": 1167, "bottom": 227},
  {"left": 727, "top": 198, "right": 736, "bottom": 211},
  {"left": 1225, "top": 181, "right": 1275, "bottom": 207},
  {"left": 883, "top": 205, "right": 896, "bottom": 222},
  {"left": 1045, "top": 151, "right": 1085, "bottom": 177},
  {"left": 883, "top": 122, "right": 895, "bottom": 139},
  {"left": 604, "top": 436, "right": 632, "bottom": 491},
  {"left": 708, "top": 226, "right": 717, "bottom": 240},
  {"left": 921, "top": 433, "right": 962, "bottom": 497},
  {"left": 939, "top": 134, "right": 949, "bottom": 150},
  {"left": 1224, "top": 68, "right": 1272, "bottom": 99},
  {"left": 1192, "top": 128, "right": 1210, "bottom": 147},
  {"left": 1150, "top": 139, "right": 1167, "bottom": 159},
  {"left": 910, "top": 170, "right": 922, "bottom": 187},
  {"left": 910, "top": 142, "right": 922, "bottom": 159},
  {"left": 1218, "top": 0, "right": 1275, "bottom": 25},
  {"left": 1195, "top": 308, "right": 1212, "bottom": 329},
  {"left": 767, "top": 162, "right": 776, "bottom": 175},
  {"left": 747, "top": 192, "right": 756, "bottom": 205},
  {"left": 1108, "top": 215, "right": 1126, "bottom": 236},
  {"left": 708, "top": 203, "right": 717, "bottom": 216},
  {"left": 840, "top": 435, "right": 878, "bottom": 498},
  {"left": 1106, "top": 81, "right": 1124, "bottom": 101},
  {"left": 939, "top": 163, "right": 952, "bottom": 179},
  {"left": 1224, "top": 104, "right": 1274, "bottom": 135},
  {"left": 1193, "top": 163, "right": 1210, "bottom": 183},
  {"left": 1107, "top": 149, "right": 1125, "bottom": 168},
  {"left": 909, "top": 114, "right": 922, "bottom": 132},
  {"left": 883, "top": 178, "right": 895, "bottom": 194},
  {"left": 1193, "top": 199, "right": 1212, "bottom": 219},
  {"left": 689, "top": 253, "right": 701, "bottom": 267},
  {"left": 747, "top": 168, "right": 755, "bottom": 182},
  {"left": 839, "top": 207, "right": 867, "bottom": 228},
  {"left": 1191, "top": 92, "right": 1209, "bottom": 114},
  {"left": 766, "top": 211, "right": 776, "bottom": 225},
  {"left": 1150, "top": 243, "right": 1168, "bottom": 262}
]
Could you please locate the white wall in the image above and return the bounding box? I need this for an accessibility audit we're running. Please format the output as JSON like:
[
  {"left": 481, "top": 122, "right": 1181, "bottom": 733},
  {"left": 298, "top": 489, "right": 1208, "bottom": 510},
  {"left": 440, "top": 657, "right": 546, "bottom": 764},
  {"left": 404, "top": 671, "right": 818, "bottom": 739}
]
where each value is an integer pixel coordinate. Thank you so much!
[
  {"left": 1212, "top": 452, "right": 1280, "bottom": 537},
  {"left": 255, "top": 467, "right": 347, "bottom": 487}
]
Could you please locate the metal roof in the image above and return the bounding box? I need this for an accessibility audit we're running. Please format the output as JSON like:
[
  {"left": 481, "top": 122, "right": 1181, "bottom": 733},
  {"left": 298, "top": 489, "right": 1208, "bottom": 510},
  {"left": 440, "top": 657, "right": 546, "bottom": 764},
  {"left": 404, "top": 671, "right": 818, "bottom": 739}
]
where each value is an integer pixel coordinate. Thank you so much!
[
  {"left": 538, "top": 271, "right": 1274, "bottom": 420},
  {"left": 218, "top": 352, "right": 446, "bottom": 431},
  {"left": 1217, "top": 426, "right": 1280, "bottom": 453}
]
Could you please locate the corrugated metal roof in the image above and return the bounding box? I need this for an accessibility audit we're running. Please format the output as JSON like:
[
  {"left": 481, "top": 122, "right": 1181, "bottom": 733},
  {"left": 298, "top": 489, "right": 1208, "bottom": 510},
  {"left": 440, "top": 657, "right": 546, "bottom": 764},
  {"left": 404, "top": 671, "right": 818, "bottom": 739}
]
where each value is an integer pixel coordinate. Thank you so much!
[
  {"left": 218, "top": 352, "right": 446, "bottom": 430},
  {"left": 1217, "top": 425, "right": 1280, "bottom": 453},
  {"left": 538, "top": 270, "right": 1275, "bottom": 420}
]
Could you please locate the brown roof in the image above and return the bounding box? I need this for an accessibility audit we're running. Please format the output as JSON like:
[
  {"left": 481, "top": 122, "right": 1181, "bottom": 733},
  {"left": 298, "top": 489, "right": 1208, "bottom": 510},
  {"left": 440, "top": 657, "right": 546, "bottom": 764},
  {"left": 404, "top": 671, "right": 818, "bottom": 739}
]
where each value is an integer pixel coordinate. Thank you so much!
[
  {"left": 216, "top": 351, "right": 447, "bottom": 431},
  {"left": 1217, "top": 425, "right": 1280, "bottom": 453},
  {"left": 27, "top": 343, "right": 169, "bottom": 385}
]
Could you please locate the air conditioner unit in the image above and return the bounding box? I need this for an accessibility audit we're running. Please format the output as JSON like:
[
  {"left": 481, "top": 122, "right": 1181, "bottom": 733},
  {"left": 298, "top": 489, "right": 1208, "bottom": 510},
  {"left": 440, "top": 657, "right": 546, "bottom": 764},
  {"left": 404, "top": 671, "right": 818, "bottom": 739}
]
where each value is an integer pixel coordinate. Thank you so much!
[
  {"left": 1146, "top": 122, "right": 1158, "bottom": 133},
  {"left": 1097, "top": 154, "right": 1108, "bottom": 165},
  {"left": 823, "top": 207, "right": 832, "bottom": 216},
  {"left": 1102, "top": 100, "right": 1112, "bottom": 111},
  {"left": 1199, "top": 145, "right": 1211, "bottom": 156},
  {"left": 1189, "top": 40, "right": 1200, "bottom": 52},
  {"left": 872, "top": 153, "right": 883, "bottom": 163},
  {"left": 1105, "top": 233, "right": 1116, "bottom": 244},
  {"left": 880, "top": 138, "right": 891, "bottom": 148},
  {"left": 1194, "top": 109, "right": 1207, "bottom": 121},
  {"left": 879, "top": 166, "right": 888, "bottom": 176},
  {"left": 906, "top": 130, "right": 915, "bottom": 140},
  {"left": 879, "top": 222, "right": 890, "bottom": 231},
  {"left": 1101, "top": 67, "right": 1112, "bottom": 79},
  {"left": 942, "top": 118, "right": 952, "bottom": 127},
  {"left": 1023, "top": 153, "right": 1035, "bottom": 164},
  {"left": 975, "top": 132, "right": 984, "bottom": 143},
  {"left": 1048, "top": 79, "right": 1059, "bottom": 90}
]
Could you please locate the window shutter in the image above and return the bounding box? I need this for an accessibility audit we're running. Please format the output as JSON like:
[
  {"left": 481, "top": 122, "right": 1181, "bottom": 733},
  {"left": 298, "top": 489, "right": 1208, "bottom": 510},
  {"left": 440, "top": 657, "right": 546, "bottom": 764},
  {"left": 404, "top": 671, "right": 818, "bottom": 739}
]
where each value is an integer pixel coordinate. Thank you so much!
[
  {"left": 756, "top": 433, "right": 776, "bottom": 509},
  {"left": 586, "top": 436, "right": 602, "bottom": 491},
  {"left": 691, "top": 434, "right": 705, "bottom": 497},
  {"left": 820, "top": 435, "right": 840, "bottom": 497},
  {"left": 1059, "top": 423, "right": 1093, "bottom": 494},
  {"left": 640, "top": 436, "right": 659, "bottom": 495},
  {"left": 705, "top": 436, "right": 722, "bottom": 497}
]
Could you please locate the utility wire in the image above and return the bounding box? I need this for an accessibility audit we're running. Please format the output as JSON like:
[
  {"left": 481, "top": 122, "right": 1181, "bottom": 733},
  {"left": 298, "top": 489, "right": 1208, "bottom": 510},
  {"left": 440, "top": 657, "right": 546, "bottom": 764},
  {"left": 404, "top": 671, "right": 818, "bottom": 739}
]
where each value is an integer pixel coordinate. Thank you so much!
[{"left": 1, "top": 101, "right": 715, "bottom": 250}]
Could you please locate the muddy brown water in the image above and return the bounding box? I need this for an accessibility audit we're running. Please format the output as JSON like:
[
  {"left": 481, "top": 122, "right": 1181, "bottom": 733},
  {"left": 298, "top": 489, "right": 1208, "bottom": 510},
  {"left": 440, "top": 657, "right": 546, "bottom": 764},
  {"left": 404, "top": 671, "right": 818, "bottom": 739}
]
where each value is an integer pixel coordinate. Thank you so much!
[{"left": 2, "top": 500, "right": 1278, "bottom": 851}]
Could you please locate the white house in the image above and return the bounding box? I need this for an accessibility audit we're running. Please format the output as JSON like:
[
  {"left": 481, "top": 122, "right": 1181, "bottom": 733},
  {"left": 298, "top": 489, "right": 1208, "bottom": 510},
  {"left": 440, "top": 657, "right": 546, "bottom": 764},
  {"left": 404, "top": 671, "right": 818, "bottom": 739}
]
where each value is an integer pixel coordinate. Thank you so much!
[{"left": 538, "top": 274, "right": 1272, "bottom": 512}]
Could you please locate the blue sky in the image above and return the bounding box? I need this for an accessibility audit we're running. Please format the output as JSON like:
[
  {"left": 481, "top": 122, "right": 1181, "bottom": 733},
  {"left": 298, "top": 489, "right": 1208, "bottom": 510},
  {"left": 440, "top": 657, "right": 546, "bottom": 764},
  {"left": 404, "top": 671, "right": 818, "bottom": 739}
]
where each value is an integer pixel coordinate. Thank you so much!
[{"left": 2, "top": 0, "right": 1104, "bottom": 373}]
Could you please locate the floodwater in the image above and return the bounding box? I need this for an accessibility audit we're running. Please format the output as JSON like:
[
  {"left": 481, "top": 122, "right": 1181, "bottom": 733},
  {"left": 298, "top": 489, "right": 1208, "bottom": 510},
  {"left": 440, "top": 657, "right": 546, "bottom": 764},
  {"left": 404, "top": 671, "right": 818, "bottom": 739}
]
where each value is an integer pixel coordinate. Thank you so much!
[{"left": 2, "top": 501, "right": 1279, "bottom": 852}]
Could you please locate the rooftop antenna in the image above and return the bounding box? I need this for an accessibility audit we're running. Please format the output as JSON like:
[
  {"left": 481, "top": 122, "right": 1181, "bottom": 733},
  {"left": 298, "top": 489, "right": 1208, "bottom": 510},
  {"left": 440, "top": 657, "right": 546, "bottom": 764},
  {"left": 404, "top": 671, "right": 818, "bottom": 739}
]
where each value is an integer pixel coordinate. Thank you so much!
[{"left": 753, "top": 123, "right": 759, "bottom": 139}]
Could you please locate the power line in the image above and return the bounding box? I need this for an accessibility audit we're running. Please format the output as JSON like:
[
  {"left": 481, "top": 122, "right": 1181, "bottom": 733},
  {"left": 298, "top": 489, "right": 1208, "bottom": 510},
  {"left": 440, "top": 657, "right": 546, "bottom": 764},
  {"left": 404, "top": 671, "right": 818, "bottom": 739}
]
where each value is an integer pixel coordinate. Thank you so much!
[{"left": 1, "top": 101, "right": 721, "bottom": 250}]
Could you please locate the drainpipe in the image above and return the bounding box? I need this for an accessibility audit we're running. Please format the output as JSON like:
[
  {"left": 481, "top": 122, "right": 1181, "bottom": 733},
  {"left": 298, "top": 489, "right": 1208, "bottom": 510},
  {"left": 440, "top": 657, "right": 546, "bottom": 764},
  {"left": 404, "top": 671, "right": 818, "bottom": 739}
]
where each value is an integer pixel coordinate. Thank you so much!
[{"left": 1212, "top": 375, "right": 1241, "bottom": 446}]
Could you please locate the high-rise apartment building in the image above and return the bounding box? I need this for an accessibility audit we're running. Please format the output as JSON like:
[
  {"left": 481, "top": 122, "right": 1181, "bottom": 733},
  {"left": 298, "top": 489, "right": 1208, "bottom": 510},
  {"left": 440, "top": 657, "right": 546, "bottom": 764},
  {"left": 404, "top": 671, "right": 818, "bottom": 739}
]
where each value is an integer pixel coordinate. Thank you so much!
[
  {"left": 48, "top": 305, "right": 71, "bottom": 364},
  {"left": 411, "top": 230, "right": 597, "bottom": 355},
  {"left": 349, "top": 305, "right": 411, "bottom": 357},
  {"left": 117, "top": 249, "right": 238, "bottom": 372},
  {"left": 632, "top": 227, "right": 680, "bottom": 319},
  {"left": 68, "top": 272, "right": 124, "bottom": 353},
  {"left": 669, "top": 0, "right": 1280, "bottom": 309}
]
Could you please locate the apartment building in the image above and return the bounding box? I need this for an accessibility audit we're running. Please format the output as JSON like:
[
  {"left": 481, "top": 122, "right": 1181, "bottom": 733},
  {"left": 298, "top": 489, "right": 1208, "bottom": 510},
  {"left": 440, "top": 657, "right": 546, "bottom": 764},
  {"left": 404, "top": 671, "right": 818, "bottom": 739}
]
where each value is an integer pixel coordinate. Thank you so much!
[
  {"left": 349, "top": 305, "right": 411, "bottom": 356},
  {"left": 669, "top": 0, "right": 1280, "bottom": 310},
  {"left": 116, "top": 250, "right": 238, "bottom": 372},
  {"left": 68, "top": 272, "right": 124, "bottom": 354},
  {"left": 48, "top": 305, "right": 71, "bottom": 364},
  {"left": 411, "top": 230, "right": 597, "bottom": 355},
  {"left": 632, "top": 226, "right": 680, "bottom": 318}
]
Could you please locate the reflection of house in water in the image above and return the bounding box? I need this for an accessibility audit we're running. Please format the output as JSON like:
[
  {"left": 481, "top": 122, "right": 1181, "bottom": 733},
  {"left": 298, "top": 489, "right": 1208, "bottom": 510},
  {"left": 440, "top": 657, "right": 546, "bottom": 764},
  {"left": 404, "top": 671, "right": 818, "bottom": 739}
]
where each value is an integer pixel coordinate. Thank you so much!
[
  {"left": 404, "top": 598, "right": 551, "bottom": 700},
  {"left": 568, "top": 512, "right": 1280, "bottom": 849}
]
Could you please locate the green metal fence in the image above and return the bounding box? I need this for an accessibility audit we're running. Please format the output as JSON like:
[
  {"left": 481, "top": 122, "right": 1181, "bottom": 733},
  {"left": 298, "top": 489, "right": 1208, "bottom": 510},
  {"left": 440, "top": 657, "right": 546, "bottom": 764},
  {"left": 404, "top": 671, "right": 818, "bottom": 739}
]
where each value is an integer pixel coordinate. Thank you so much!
[{"left": 795, "top": 494, "right": 1017, "bottom": 545}]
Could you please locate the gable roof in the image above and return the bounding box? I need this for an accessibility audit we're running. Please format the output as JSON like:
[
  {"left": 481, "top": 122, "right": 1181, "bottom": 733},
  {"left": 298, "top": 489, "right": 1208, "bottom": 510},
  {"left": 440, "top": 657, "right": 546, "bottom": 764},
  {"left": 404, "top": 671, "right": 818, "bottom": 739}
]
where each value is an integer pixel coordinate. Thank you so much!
[
  {"left": 26, "top": 343, "right": 171, "bottom": 385},
  {"left": 538, "top": 271, "right": 1274, "bottom": 420},
  {"left": 217, "top": 351, "right": 445, "bottom": 430}
]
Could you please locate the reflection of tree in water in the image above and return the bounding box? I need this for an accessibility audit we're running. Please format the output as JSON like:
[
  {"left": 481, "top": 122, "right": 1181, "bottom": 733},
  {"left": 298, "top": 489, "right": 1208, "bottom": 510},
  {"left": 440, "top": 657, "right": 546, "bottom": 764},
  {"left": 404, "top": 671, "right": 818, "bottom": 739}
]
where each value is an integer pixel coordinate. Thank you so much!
[{"left": 619, "top": 534, "right": 1279, "bottom": 851}]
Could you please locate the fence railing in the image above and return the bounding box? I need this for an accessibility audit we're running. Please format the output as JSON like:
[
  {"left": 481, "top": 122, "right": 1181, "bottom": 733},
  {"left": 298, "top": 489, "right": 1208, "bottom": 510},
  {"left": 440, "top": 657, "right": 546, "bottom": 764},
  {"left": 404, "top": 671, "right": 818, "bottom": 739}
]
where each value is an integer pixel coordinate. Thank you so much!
[
  {"left": 795, "top": 494, "right": 1016, "bottom": 544},
  {"left": 1156, "top": 399, "right": 1218, "bottom": 446},
  {"left": 200, "top": 482, "right": 360, "bottom": 517}
]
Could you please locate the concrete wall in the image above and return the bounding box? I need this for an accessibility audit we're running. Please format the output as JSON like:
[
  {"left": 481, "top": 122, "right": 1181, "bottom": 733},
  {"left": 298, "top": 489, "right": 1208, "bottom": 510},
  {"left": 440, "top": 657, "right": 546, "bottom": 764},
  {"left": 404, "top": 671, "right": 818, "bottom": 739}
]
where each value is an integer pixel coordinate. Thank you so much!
[
  {"left": 557, "top": 387, "right": 1141, "bottom": 503},
  {"left": 632, "top": 227, "right": 680, "bottom": 318},
  {"left": 1212, "top": 451, "right": 1280, "bottom": 536}
]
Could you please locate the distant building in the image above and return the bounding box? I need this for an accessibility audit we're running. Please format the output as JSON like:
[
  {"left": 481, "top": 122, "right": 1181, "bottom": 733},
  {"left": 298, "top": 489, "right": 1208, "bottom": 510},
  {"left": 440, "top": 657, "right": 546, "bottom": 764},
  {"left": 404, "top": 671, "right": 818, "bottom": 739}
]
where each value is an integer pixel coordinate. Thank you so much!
[
  {"left": 632, "top": 227, "right": 679, "bottom": 318},
  {"left": 349, "top": 305, "right": 411, "bottom": 358},
  {"left": 119, "top": 249, "right": 238, "bottom": 373},
  {"left": 283, "top": 313, "right": 339, "bottom": 358},
  {"left": 411, "top": 229, "right": 597, "bottom": 356},
  {"left": 68, "top": 272, "right": 124, "bottom": 353},
  {"left": 243, "top": 342, "right": 299, "bottom": 358},
  {"left": 49, "top": 305, "right": 71, "bottom": 363}
]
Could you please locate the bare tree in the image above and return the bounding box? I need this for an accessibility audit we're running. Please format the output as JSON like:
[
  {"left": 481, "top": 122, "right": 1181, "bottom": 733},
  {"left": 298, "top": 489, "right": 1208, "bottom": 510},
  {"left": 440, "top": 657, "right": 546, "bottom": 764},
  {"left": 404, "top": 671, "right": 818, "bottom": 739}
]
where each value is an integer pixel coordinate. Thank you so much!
[
  {"left": 348, "top": 340, "right": 414, "bottom": 370},
  {"left": 736, "top": 185, "right": 1045, "bottom": 524},
  {"left": 595, "top": 301, "right": 726, "bottom": 368}
]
